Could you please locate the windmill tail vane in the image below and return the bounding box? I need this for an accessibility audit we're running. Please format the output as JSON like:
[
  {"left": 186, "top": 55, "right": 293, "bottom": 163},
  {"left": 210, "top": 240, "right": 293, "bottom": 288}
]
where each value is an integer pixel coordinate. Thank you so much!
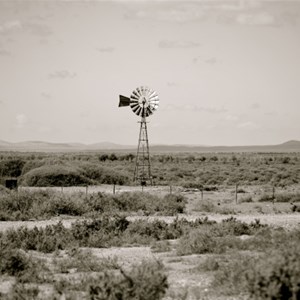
[
  {"left": 118, "top": 95, "right": 130, "bottom": 107},
  {"left": 118, "top": 86, "right": 159, "bottom": 186}
]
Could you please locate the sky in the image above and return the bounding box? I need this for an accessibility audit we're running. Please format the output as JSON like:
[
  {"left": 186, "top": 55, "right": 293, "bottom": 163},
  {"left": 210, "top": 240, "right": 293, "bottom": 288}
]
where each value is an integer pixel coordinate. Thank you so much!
[{"left": 0, "top": 0, "right": 300, "bottom": 146}]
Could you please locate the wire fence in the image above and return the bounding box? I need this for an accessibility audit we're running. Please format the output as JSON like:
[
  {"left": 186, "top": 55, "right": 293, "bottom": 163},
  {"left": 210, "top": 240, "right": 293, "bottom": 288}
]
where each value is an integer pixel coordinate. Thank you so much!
[{"left": 10, "top": 183, "right": 300, "bottom": 204}]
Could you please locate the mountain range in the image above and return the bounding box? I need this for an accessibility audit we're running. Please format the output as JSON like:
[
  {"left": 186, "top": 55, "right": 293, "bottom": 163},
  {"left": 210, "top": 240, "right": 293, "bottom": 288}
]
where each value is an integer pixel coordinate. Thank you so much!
[{"left": 0, "top": 140, "right": 300, "bottom": 152}]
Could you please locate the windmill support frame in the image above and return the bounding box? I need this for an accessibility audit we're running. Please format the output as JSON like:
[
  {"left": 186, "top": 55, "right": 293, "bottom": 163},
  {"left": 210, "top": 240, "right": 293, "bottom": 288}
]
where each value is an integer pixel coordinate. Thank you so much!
[{"left": 134, "top": 116, "right": 153, "bottom": 186}]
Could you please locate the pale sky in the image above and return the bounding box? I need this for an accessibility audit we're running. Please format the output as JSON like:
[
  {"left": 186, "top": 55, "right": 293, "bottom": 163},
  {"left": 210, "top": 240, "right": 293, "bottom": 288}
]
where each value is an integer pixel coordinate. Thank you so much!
[{"left": 0, "top": 0, "right": 300, "bottom": 146}]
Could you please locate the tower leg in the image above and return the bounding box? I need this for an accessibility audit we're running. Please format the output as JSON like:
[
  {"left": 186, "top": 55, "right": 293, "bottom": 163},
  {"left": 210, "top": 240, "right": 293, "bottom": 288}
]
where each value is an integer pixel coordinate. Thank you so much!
[{"left": 134, "top": 117, "right": 152, "bottom": 186}]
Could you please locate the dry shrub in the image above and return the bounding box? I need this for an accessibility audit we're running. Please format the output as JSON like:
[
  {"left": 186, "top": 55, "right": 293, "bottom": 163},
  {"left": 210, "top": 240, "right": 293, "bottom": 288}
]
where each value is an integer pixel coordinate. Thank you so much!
[{"left": 89, "top": 260, "right": 168, "bottom": 300}]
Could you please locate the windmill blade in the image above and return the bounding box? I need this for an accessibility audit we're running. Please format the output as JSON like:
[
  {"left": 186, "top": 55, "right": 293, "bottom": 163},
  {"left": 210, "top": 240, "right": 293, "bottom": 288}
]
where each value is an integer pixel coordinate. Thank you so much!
[
  {"left": 133, "top": 89, "right": 140, "bottom": 98},
  {"left": 119, "top": 95, "right": 131, "bottom": 107},
  {"left": 131, "top": 93, "right": 139, "bottom": 101},
  {"left": 136, "top": 106, "right": 142, "bottom": 116},
  {"left": 130, "top": 102, "right": 139, "bottom": 108},
  {"left": 130, "top": 100, "right": 139, "bottom": 104},
  {"left": 131, "top": 103, "right": 140, "bottom": 113},
  {"left": 146, "top": 107, "right": 153, "bottom": 116}
]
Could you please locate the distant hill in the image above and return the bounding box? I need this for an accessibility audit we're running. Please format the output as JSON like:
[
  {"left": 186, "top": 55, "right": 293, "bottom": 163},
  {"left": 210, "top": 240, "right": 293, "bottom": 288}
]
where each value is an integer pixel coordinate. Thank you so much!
[
  {"left": 0, "top": 140, "right": 299, "bottom": 152},
  {"left": 151, "top": 140, "right": 300, "bottom": 153},
  {"left": 0, "top": 140, "right": 135, "bottom": 152}
]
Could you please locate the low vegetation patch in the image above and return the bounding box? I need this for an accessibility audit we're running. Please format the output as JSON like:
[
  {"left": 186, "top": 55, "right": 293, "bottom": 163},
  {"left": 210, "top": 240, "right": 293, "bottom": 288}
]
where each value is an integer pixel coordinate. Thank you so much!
[
  {"left": 259, "top": 192, "right": 300, "bottom": 203},
  {"left": 0, "top": 190, "right": 187, "bottom": 221},
  {"left": 20, "top": 162, "right": 130, "bottom": 187},
  {"left": 0, "top": 242, "right": 168, "bottom": 299},
  {"left": 176, "top": 217, "right": 267, "bottom": 255},
  {"left": 0, "top": 216, "right": 216, "bottom": 252},
  {"left": 89, "top": 260, "right": 168, "bottom": 300},
  {"left": 193, "top": 200, "right": 237, "bottom": 214}
]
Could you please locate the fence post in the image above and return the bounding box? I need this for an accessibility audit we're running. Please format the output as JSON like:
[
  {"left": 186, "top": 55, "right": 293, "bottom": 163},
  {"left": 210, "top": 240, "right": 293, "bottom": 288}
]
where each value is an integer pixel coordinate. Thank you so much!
[
  {"left": 235, "top": 184, "right": 238, "bottom": 204},
  {"left": 272, "top": 186, "right": 275, "bottom": 204},
  {"left": 85, "top": 185, "right": 88, "bottom": 198},
  {"left": 169, "top": 185, "right": 172, "bottom": 194},
  {"left": 113, "top": 184, "right": 116, "bottom": 194},
  {"left": 201, "top": 189, "right": 203, "bottom": 201}
]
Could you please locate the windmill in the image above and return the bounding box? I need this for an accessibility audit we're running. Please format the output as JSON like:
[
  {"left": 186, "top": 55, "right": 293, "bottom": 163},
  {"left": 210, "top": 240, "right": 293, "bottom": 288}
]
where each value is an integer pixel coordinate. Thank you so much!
[{"left": 119, "top": 86, "right": 159, "bottom": 186}]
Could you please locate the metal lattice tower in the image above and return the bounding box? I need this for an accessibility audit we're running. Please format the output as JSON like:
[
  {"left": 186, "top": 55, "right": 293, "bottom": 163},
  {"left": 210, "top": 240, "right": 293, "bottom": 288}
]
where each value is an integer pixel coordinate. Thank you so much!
[
  {"left": 134, "top": 115, "right": 152, "bottom": 185},
  {"left": 118, "top": 86, "right": 159, "bottom": 186}
]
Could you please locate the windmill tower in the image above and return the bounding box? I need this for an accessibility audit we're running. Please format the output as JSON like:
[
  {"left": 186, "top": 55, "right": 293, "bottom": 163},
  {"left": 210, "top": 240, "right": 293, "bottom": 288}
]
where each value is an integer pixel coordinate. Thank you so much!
[{"left": 119, "top": 86, "right": 159, "bottom": 186}]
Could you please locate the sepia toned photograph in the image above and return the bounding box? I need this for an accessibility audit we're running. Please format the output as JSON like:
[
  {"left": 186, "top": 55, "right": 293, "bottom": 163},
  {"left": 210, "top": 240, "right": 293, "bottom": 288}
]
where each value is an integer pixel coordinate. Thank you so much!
[{"left": 0, "top": 0, "right": 300, "bottom": 299}]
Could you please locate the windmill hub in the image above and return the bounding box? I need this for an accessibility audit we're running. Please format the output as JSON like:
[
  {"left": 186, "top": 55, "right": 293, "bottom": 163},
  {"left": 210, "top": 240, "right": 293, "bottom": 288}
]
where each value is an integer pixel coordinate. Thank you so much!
[{"left": 118, "top": 86, "right": 159, "bottom": 185}]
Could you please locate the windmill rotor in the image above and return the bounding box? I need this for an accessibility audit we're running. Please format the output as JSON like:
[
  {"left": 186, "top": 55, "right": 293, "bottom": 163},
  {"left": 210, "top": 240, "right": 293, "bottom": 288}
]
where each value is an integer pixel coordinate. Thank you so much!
[{"left": 119, "top": 86, "right": 159, "bottom": 118}]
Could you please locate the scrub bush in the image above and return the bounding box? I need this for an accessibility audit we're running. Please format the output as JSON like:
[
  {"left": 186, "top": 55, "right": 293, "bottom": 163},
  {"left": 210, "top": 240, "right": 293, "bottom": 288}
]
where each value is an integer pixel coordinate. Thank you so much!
[
  {"left": 246, "top": 245, "right": 300, "bottom": 299},
  {"left": 21, "top": 165, "right": 91, "bottom": 187},
  {"left": 88, "top": 260, "right": 168, "bottom": 300}
]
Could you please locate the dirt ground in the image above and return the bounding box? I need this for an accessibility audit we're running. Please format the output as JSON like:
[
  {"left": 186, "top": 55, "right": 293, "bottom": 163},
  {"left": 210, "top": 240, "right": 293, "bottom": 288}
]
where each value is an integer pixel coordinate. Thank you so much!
[{"left": 1, "top": 184, "right": 300, "bottom": 299}]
